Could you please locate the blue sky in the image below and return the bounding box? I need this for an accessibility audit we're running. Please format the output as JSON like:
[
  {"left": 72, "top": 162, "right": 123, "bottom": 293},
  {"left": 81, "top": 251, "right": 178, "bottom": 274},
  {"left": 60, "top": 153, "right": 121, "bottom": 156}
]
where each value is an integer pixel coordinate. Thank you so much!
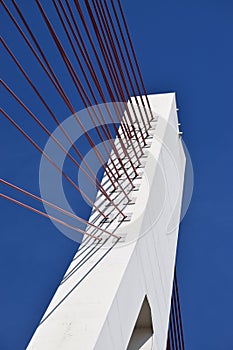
[{"left": 1, "top": 1, "right": 233, "bottom": 349}]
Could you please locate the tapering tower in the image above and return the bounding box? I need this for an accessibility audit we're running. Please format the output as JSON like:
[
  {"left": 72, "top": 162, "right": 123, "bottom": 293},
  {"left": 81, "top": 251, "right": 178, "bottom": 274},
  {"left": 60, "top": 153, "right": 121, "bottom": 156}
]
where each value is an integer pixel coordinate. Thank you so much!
[{"left": 28, "top": 93, "right": 186, "bottom": 350}]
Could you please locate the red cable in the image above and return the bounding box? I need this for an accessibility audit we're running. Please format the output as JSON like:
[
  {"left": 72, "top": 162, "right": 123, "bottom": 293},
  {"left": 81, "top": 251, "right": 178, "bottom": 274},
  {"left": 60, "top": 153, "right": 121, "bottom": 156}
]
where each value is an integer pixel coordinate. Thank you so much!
[
  {"left": 0, "top": 108, "right": 107, "bottom": 219},
  {"left": 0, "top": 178, "right": 120, "bottom": 239},
  {"left": 0, "top": 193, "right": 101, "bottom": 240}
]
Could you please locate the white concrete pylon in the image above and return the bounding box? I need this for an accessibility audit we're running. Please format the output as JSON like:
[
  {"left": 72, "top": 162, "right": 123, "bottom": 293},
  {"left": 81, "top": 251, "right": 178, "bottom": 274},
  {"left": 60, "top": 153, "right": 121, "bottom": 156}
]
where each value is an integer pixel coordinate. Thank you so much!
[{"left": 27, "top": 93, "right": 186, "bottom": 350}]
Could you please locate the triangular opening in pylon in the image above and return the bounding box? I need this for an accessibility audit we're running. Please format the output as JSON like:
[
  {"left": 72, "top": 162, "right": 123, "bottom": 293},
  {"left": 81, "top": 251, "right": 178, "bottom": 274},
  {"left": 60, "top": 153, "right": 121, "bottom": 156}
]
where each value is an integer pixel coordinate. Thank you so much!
[{"left": 127, "top": 295, "right": 154, "bottom": 350}]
